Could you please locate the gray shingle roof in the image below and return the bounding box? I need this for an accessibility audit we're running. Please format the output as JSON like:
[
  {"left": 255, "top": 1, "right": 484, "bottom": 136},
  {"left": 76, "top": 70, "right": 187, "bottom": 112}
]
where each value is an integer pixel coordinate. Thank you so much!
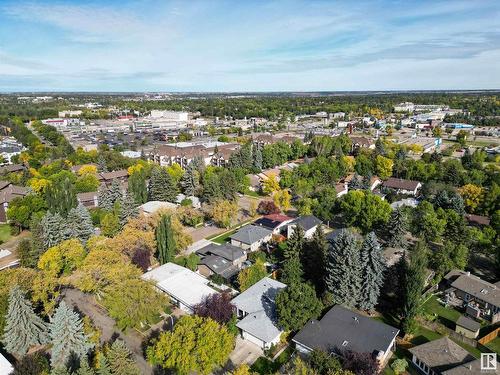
[
  {"left": 292, "top": 305, "right": 399, "bottom": 356},
  {"left": 230, "top": 225, "right": 272, "bottom": 245},
  {"left": 232, "top": 277, "right": 286, "bottom": 343},
  {"left": 196, "top": 243, "right": 245, "bottom": 262},
  {"left": 289, "top": 215, "right": 322, "bottom": 231},
  {"left": 442, "top": 358, "right": 499, "bottom": 375},
  {"left": 451, "top": 273, "right": 500, "bottom": 308},
  {"left": 456, "top": 315, "right": 480, "bottom": 332},
  {"left": 199, "top": 255, "right": 239, "bottom": 279},
  {"left": 409, "top": 337, "right": 475, "bottom": 372}
]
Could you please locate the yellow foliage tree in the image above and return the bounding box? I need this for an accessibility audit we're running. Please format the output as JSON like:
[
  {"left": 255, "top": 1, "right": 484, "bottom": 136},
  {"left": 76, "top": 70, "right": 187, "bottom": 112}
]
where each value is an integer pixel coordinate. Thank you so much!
[
  {"left": 459, "top": 184, "right": 484, "bottom": 212},
  {"left": 210, "top": 199, "right": 239, "bottom": 228},
  {"left": 273, "top": 189, "right": 291, "bottom": 211},
  {"left": 375, "top": 155, "right": 394, "bottom": 180},
  {"left": 28, "top": 177, "right": 51, "bottom": 193},
  {"left": 342, "top": 156, "right": 355, "bottom": 172},
  {"left": 38, "top": 238, "right": 87, "bottom": 277},
  {"left": 78, "top": 164, "right": 98, "bottom": 176},
  {"left": 166, "top": 163, "right": 184, "bottom": 184},
  {"left": 262, "top": 173, "right": 280, "bottom": 195}
]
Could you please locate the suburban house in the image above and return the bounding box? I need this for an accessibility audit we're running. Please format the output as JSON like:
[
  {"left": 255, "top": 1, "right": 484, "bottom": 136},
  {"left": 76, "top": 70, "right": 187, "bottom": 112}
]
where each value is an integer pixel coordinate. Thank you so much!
[
  {"left": 441, "top": 358, "right": 497, "bottom": 374},
  {"left": 0, "top": 163, "right": 25, "bottom": 175},
  {"left": 230, "top": 225, "right": 273, "bottom": 252},
  {"left": 455, "top": 315, "right": 480, "bottom": 339},
  {"left": 335, "top": 182, "right": 348, "bottom": 197},
  {"left": 409, "top": 337, "right": 475, "bottom": 375},
  {"left": 196, "top": 243, "right": 247, "bottom": 281},
  {"left": 98, "top": 169, "right": 129, "bottom": 186},
  {"left": 253, "top": 214, "right": 293, "bottom": 235},
  {"left": 142, "top": 262, "right": 217, "bottom": 313},
  {"left": 231, "top": 277, "right": 286, "bottom": 349},
  {"left": 292, "top": 305, "right": 399, "bottom": 365},
  {"left": 287, "top": 215, "right": 322, "bottom": 239},
  {"left": 443, "top": 270, "right": 500, "bottom": 323},
  {"left": 383, "top": 177, "right": 422, "bottom": 196},
  {"left": 76, "top": 191, "right": 99, "bottom": 208},
  {"left": 0, "top": 181, "right": 29, "bottom": 223},
  {"left": 138, "top": 201, "right": 178, "bottom": 216},
  {"left": 350, "top": 136, "right": 375, "bottom": 152}
]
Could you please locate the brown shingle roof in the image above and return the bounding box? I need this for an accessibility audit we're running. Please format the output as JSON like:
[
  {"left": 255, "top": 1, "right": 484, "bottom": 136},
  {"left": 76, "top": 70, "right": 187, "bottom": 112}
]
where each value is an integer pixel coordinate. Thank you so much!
[
  {"left": 383, "top": 177, "right": 421, "bottom": 191},
  {"left": 0, "top": 164, "right": 25, "bottom": 174},
  {"left": 465, "top": 214, "right": 490, "bottom": 226},
  {"left": 77, "top": 191, "right": 98, "bottom": 202},
  {"left": 0, "top": 184, "right": 29, "bottom": 204},
  {"left": 99, "top": 169, "right": 129, "bottom": 181},
  {"left": 409, "top": 337, "right": 474, "bottom": 372}
]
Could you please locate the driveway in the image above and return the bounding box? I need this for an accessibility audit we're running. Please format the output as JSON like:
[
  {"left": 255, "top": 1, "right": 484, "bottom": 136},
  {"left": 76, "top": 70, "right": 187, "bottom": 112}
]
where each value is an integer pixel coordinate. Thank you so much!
[
  {"left": 62, "top": 288, "right": 153, "bottom": 375},
  {"left": 227, "top": 336, "right": 263, "bottom": 369},
  {"left": 0, "top": 231, "right": 30, "bottom": 270}
]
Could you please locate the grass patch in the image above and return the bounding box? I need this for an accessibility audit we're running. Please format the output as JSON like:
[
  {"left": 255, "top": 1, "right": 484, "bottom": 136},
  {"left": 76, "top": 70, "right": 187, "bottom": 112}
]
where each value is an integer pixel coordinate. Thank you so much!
[
  {"left": 410, "top": 326, "right": 443, "bottom": 346},
  {"left": 0, "top": 224, "right": 12, "bottom": 243},
  {"left": 210, "top": 229, "right": 238, "bottom": 244},
  {"left": 250, "top": 347, "right": 293, "bottom": 374},
  {"left": 244, "top": 190, "right": 264, "bottom": 198},
  {"left": 485, "top": 337, "right": 500, "bottom": 355},
  {"left": 422, "top": 295, "right": 461, "bottom": 329}
]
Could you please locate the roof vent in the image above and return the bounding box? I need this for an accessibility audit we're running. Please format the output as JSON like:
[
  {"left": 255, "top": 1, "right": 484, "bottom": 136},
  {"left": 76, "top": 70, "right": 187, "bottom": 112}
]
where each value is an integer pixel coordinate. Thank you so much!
[
  {"left": 481, "top": 289, "right": 488, "bottom": 294},
  {"left": 342, "top": 341, "right": 349, "bottom": 347},
  {"left": 353, "top": 316, "right": 359, "bottom": 323}
]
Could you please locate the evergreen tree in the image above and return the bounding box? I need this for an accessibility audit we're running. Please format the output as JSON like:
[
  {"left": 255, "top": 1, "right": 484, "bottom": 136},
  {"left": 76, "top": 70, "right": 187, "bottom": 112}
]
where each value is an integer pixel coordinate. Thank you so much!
[
  {"left": 285, "top": 225, "right": 305, "bottom": 260},
  {"left": 51, "top": 366, "right": 71, "bottom": 375},
  {"left": 46, "top": 177, "right": 77, "bottom": 216},
  {"left": 77, "top": 357, "right": 95, "bottom": 375},
  {"left": 401, "top": 241, "right": 428, "bottom": 334},
  {"left": 155, "top": 214, "right": 176, "bottom": 264},
  {"left": 253, "top": 145, "right": 263, "bottom": 172},
  {"left": 276, "top": 283, "right": 323, "bottom": 331},
  {"left": 302, "top": 225, "right": 328, "bottom": 293},
  {"left": 127, "top": 171, "right": 147, "bottom": 205},
  {"left": 97, "top": 155, "right": 108, "bottom": 173},
  {"left": 2, "top": 286, "right": 49, "bottom": 356},
  {"left": 30, "top": 215, "right": 46, "bottom": 265},
  {"left": 348, "top": 174, "right": 363, "bottom": 190},
  {"left": 119, "top": 193, "right": 138, "bottom": 227},
  {"left": 67, "top": 204, "right": 94, "bottom": 244},
  {"left": 96, "top": 354, "right": 112, "bottom": 375},
  {"left": 41, "top": 211, "right": 67, "bottom": 250},
  {"left": 325, "top": 229, "right": 362, "bottom": 308},
  {"left": 386, "top": 207, "right": 407, "bottom": 248},
  {"left": 148, "top": 166, "right": 176, "bottom": 202},
  {"left": 106, "top": 340, "right": 140, "bottom": 375},
  {"left": 99, "top": 180, "right": 123, "bottom": 211},
  {"left": 49, "top": 301, "right": 93, "bottom": 369},
  {"left": 359, "top": 232, "right": 386, "bottom": 311},
  {"left": 281, "top": 256, "right": 303, "bottom": 286},
  {"left": 180, "top": 164, "right": 200, "bottom": 197}
]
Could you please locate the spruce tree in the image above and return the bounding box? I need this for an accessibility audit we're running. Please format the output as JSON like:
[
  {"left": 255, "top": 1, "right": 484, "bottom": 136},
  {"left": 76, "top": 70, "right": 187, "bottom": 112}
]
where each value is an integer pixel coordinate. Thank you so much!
[
  {"left": 41, "top": 211, "right": 66, "bottom": 250},
  {"left": 51, "top": 366, "right": 71, "bottom": 375},
  {"left": 148, "top": 166, "right": 176, "bottom": 202},
  {"left": 401, "top": 241, "right": 428, "bottom": 334},
  {"left": 281, "top": 256, "right": 303, "bottom": 286},
  {"left": 119, "top": 193, "right": 138, "bottom": 227},
  {"left": 30, "top": 215, "right": 45, "bottom": 265},
  {"left": 253, "top": 145, "right": 263, "bottom": 172},
  {"left": 96, "top": 354, "right": 112, "bottom": 375},
  {"left": 155, "top": 214, "right": 176, "bottom": 264},
  {"left": 49, "top": 301, "right": 93, "bottom": 369},
  {"left": 2, "top": 286, "right": 49, "bottom": 356},
  {"left": 285, "top": 225, "right": 305, "bottom": 260},
  {"left": 106, "top": 340, "right": 140, "bottom": 375},
  {"left": 127, "top": 171, "right": 148, "bottom": 205},
  {"left": 77, "top": 357, "right": 95, "bottom": 375},
  {"left": 386, "top": 207, "right": 408, "bottom": 248},
  {"left": 97, "top": 155, "right": 108, "bottom": 173},
  {"left": 180, "top": 165, "right": 200, "bottom": 197},
  {"left": 98, "top": 180, "right": 123, "bottom": 211},
  {"left": 359, "top": 232, "right": 386, "bottom": 311},
  {"left": 67, "top": 204, "right": 94, "bottom": 244},
  {"left": 325, "top": 229, "right": 362, "bottom": 308},
  {"left": 303, "top": 225, "right": 328, "bottom": 293}
]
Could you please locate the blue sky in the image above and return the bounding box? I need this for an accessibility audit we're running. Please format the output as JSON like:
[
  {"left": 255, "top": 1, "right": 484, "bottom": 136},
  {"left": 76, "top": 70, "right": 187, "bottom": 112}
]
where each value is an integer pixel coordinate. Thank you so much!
[{"left": 0, "top": 0, "right": 499, "bottom": 91}]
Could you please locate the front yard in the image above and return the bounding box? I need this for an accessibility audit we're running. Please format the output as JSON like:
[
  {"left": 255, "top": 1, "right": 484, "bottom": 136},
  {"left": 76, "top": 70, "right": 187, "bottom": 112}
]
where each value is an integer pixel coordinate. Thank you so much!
[{"left": 0, "top": 223, "right": 12, "bottom": 243}]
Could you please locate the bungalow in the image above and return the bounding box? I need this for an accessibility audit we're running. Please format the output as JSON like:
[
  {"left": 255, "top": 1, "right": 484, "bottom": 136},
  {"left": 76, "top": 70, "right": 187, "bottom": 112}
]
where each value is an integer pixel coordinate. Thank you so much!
[
  {"left": 0, "top": 163, "right": 25, "bottom": 175},
  {"left": 409, "top": 337, "right": 475, "bottom": 375},
  {"left": 253, "top": 214, "right": 293, "bottom": 235},
  {"left": 293, "top": 305, "right": 399, "bottom": 365},
  {"left": 142, "top": 262, "right": 217, "bottom": 313},
  {"left": 350, "top": 136, "right": 375, "bottom": 152},
  {"left": 287, "top": 215, "right": 322, "bottom": 239},
  {"left": 98, "top": 169, "right": 129, "bottom": 186},
  {"left": 196, "top": 243, "right": 247, "bottom": 281},
  {"left": 0, "top": 181, "right": 29, "bottom": 223},
  {"left": 231, "top": 277, "right": 286, "bottom": 349},
  {"left": 77, "top": 191, "right": 98, "bottom": 208},
  {"left": 442, "top": 358, "right": 497, "bottom": 374},
  {"left": 138, "top": 201, "right": 178, "bottom": 216},
  {"left": 443, "top": 270, "right": 500, "bottom": 323},
  {"left": 383, "top": 177, "right": 422, "bottom": 196},
  {"left": 230, "top": 225, "right": 273, "bottom": 252}
]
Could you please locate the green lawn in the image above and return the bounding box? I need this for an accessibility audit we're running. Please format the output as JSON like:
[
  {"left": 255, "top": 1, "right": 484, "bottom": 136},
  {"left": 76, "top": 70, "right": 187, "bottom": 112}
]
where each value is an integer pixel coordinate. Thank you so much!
[
  {"left": 485, "top": 337, "right": 500, "bottom": 355},
  {"left": 209, "top": 229, "right": 238, "bottom": 244},
  {"left": 0, "top": 224, "right": 12, "bottom": 243},
  {"left": 422, "top": 295, "right": 461, "bottom": 329},
  {"left": 250, "top": 347, "right": 293, "bottom": 374}
]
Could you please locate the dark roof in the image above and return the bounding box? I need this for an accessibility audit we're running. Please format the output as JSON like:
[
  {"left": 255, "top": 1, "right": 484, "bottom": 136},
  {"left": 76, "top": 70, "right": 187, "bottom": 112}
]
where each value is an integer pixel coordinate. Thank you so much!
[
  {"left": 99, "top": 169, "right": 128, "bottom": 181},
  {"left": 465, "top": 214, "right": 491, "bottom": 226},
  {"left": 409, "top": 338, "right": 474, "bottom": 373},
  {"left": 451, "top": 273, "right": 500, "bottom": 307},
  {"left": 290, "top": 215, "right": 322, "bottom": 231},
  {"left": 199, "top": 255, "right": 239, "bottom": 279},
  {"left": 230, "top": 225, "right": 272, "bottom": 245},
  {"left": 442, "top": 358, "right": 499, "bottom": 375},
  {"left": 196, "top": 243, "right": 246, "bottom": 262},
  {"left": 383, "top": 177, "right": 421, "bottom": 191},
  {"left": 254, "top": 214, "right": 293, "bottom": 230},
  {"left": 0, "top": 184, "right": 29, "bottom": 204},
  {"left": 292, "top": 305, "right": 399, "bottom": 356},
  {"left": 456, "top": 315, "right": 480, "bottom": 332},
  {"left": 0, "top": 164, "right": 25, "bottom": 174}
]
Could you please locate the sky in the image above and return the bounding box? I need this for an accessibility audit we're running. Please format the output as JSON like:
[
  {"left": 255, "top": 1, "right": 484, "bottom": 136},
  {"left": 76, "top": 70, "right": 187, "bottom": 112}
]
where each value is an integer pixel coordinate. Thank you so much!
[{"left": 0, "top": 0, "right": 499, "bottom": 92}]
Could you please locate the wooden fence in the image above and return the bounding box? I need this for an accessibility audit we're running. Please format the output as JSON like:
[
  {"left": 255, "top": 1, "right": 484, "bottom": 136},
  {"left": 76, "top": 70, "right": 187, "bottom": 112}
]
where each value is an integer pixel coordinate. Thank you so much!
[{"left": 478, "top": 327, "right": 500, "bottom": 345}]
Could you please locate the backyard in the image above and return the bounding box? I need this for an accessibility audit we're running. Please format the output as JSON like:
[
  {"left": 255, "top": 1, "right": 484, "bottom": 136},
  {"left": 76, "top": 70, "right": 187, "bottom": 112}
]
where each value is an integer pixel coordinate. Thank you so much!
[{"left": 0, "top": 224, "right": 12, "bottom": 243}]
